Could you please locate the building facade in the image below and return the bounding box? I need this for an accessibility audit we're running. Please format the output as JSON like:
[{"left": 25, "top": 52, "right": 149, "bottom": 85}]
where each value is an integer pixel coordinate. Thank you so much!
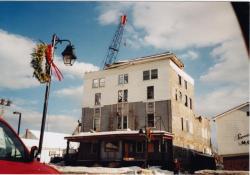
[
  {"left": 213, "top": 102, "right": 249, "bottom": 170},
  {"left": 66, "top": 52, "right": 212, "bottom": 168}
]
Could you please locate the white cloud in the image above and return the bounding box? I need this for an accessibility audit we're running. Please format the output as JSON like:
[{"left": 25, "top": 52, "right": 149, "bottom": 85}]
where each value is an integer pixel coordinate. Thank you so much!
[
  {"left": 55, "top": 58, "right": 99, "bottom": 79},
  {"left": 3, "top": 105, "right": 78, "bottom": 134},
  {"left": 200, "top": 38, "right": 249, "bottom": 85},
  {"left": 180, "top": 50, "right": 199, "bottom": 60},
  {"left": 197, "top": 37, "right": 249, "bottom": 117},
  {"left": 54, "top": 85, "right": 83, "bottom": 101},
  {"left": 196, "top": 84, "right": 249, "bottom": 117},
  {"left": 0, "top": 29, "right": 99, "bottom": 89},
  {"left": 97, "top": 2, "right": 133, "bottom": 25},
  {"left": 98, "top": 2, "right": 241, "bottom": 50},
  {"left": 0, "top": 29, "right": 39, "bottom": 89}
]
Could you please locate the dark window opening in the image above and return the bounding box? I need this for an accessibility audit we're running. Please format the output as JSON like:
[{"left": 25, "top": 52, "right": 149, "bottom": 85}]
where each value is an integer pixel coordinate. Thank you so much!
[
  {"left": 117, "top": 115, "right": 122, "bottom": 129},
  {"left": 143, "top": 70, "right": 150, "bottom": 80},
  {"left": 190, "top": 98, "right": 192, "bottom": 109},
  {"left": 247, "top": 111, "right": 249, "bottom": 116},
  {"left": 147, "top": 86, "right": 154, "bottom": 99},
  {"left": 151, "top": 69, "right": 158, "bottom": 79},
  {"left": 123, "top": 89, "right": 128, "bottom": 102},
  {"left": 181, "top": 118, "right": 184, "bottom": 131},
  {"left": 185, "top": 95, "right": 188, "bottom": 107},
  {"left": 124, "top": 74, "right": 128, "bottom": 84},
  {"left": 185, "top": 80, "right": 187, "bottom": 89},
  {"left": 95, "top": 93, "right": 101, "bottom": 105},
  {"left": 178, "top": 75, "right": 182, "bottom": 85},
  {"left": 147, "top": 114, "right": 155, "bottom": 127},
  {"left": 123, "top": 116, "right": 128, "bottom": 129}
]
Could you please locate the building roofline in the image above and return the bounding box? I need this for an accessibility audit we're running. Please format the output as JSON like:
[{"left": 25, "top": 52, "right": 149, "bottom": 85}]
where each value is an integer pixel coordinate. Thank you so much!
[
  {"left": 104, "top": 52, "right": 184, "bottom": 70},
  {"left": 213, "top": 102, "right": 249, "bottom": 121}
]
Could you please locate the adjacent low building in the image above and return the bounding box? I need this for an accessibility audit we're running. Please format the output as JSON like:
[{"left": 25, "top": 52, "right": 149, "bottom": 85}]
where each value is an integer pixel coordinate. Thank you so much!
[
  {"left": 66, "top": 52, "right": 213, "bottom": 169},
  {"left": 213, "top": 102, "right": 249, "bottom": 171},
  {"left": 22, "top": 129, "right": 78, "bottom": 163}
]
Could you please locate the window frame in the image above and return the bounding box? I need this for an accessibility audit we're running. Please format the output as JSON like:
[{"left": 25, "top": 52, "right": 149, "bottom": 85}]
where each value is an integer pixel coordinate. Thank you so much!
[
  {"left": 147, "top": 86, "right": 154, "bottom": 99},
  {"left": 92, "top": 79, "right": 99, "bottom": 88},
  {"left": 143, "top": 70, "right": 150, "bottom": 81},
  {"left": 99, "top": 78, "right": 105, "bottom": 87},
  {"left": 124, "top": 74, "right": 128, "bottom": 84},
  {"left": 185, "top": 95, "right": 188, "bottom": 107},
  {"left": 151, "top": 69, "right": 158, "bottom": 79},
  {"left": 189, "top": 98, "right": 192, "bottom": 109},
  {"left": 94, "top": 93, "right": 101, "bottom": 106},
  {"left": 147, "top": 113, "right": 155, "bottom": 128},
  {"left": 178, "top": 75, "right": 182, "bottom": 86},
  {"left": 181, "top": 117, "right": 184, "bottom": 131}
]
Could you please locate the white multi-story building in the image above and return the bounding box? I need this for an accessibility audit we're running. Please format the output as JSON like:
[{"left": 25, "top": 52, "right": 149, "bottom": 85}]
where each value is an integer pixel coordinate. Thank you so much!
[{"left": 66, "top": 52, "right": 212, "bottom": 168}]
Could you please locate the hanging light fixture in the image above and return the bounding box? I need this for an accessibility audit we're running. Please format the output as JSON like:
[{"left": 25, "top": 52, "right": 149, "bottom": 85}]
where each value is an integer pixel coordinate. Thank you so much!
[{"left": 61, "top": 44, "right": 77, "bottom": 66}]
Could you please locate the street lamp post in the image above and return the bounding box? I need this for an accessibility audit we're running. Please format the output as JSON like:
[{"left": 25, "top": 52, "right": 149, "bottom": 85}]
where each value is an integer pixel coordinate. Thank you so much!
[
  {"left": 13, "top": 111, "right": 22, "bottom": 136},
  {"left": 37, "top": 34, "right": 77, "bottom": 157}
]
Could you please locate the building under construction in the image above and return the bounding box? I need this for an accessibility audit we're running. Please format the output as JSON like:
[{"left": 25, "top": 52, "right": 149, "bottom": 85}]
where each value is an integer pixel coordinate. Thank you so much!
[{"left": 65, "top": 52, "right": 215, "bottom": 172}]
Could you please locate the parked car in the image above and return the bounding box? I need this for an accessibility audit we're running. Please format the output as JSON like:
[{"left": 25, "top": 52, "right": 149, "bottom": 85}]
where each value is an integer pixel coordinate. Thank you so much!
[{"left": 0, "top": 117, "right": 60, "bottom": 174}]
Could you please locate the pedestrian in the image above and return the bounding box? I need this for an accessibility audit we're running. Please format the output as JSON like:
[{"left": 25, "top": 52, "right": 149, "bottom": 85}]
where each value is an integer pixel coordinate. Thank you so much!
[{"left": 173, "top": 158, "right": 181, "bottom": 175}]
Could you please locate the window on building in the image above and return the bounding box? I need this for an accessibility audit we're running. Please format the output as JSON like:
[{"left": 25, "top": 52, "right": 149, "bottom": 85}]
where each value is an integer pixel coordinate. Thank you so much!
[
  {"left": 175, "top": 89, "right": 178, "bottom": 101},
  {"left": 178, "top": 75, "right": 182, "bottom": 85},
  {"left": 123, "top": 116, "right": 128, "bottom": 129},
  {"left": 136, "top": 142, "right": 144, "bottom": 153},
  {"left": 117, "top": 115, "right": 122, "bottom": 129},
  {"left": 151, "top": 69, "right": 158, "bottom": 79},
  {"left": 143, "top": 70, "right": 150, "bottom": 80},
  {"left": 247, "top": 111, "right": 249, "bottom": 116},
  {"left": 95, "top": 93, "right": 101, "bottom": 105},
  {"left": 93, "top": 79, "right": 99, "bottom": 88},
  {"left": 93, "top": 108, "right": 101, "bottom": 131},
  {"left": 179, "top": 91, "right": 182, "bottom": 101},
  {"left": 99, "top": 78, "right": 105, "bottom": 87},
  {"left": 181, "top": 118, "right": 184, "bottom": 131},
  {"left": 185, "top": 95, "right": 188, "bottom": 107},
  {"left": 117, "top": 103, "right": 128, "bottom": 129},
  {"left": 186, "top": 120, "right": 189, "bottom": 133},
  {"left": 123, "top": 89, "right": 128, "bottom": 102},
  {"left": 185, "top": 80, "right": 187, "bottom": 89},
  {"left": 190, "top": 98, "right": 192, "bottom": 109},
  {"left": 147, "top": 86, "right": 154, "bottom": 99},
  {"left": 147, "top": 102, "right": 154, "bottom": 113},
  {"left": 147, "top": 114, "right": 155, "bottom": 127},
  {"left": 118, "top": 90, "right": 128, "bottom": 102},
  {"left": 118, "top": 74, "right": 128, "bottom": 85},
  {"left": 124, "top": 74, "right": 128, "bottom": 84},
  {"left": 118, "top": 90, "right": 123, "bottom": 102},
  {"left": 118, "top": 74, "right": 124, "bottom": 85}
]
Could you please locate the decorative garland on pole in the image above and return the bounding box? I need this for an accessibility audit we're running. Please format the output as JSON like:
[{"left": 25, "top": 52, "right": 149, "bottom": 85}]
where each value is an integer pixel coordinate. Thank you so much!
[{"left": 31, "top": 43, "right": 63, "bottom": 83}]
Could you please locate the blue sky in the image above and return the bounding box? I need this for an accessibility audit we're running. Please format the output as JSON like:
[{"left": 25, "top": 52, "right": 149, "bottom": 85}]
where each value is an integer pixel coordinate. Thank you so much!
[{"left": 0, "top": 2, "right": 248, "bottom": 138}]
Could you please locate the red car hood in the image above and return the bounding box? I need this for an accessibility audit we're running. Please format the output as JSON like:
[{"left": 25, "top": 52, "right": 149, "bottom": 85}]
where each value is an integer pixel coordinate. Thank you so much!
[{"left": 0, "top": 160, "right": 60, "bottom": 174}]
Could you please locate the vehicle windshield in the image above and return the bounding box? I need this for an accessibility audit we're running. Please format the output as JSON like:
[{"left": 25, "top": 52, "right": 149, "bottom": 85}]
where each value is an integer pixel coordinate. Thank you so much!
[{"left": 0, "top": 121, "right": 27, "bottom": 161}]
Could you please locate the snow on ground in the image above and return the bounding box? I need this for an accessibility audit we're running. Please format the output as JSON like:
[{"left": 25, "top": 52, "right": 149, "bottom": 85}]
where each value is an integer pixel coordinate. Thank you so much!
[{"left": 51, "top": 165, "right": 174, "bottom": 174}]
